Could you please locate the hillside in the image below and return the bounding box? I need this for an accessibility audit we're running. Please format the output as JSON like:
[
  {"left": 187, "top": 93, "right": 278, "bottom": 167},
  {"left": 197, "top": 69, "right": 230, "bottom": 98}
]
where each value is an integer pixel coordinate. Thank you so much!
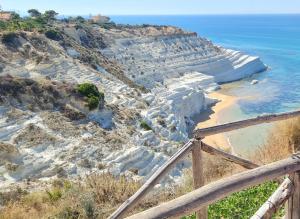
[{"left": 0, "top": 15, "right": 267, "bottom": 190}]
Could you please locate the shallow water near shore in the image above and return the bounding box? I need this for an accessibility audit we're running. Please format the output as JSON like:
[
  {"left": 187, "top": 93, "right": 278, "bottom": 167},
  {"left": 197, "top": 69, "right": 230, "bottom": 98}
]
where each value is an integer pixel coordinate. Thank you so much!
[
  {"left": 214, "top": 83, "right": 273, "bottom": 156},
  {"left": 112, "top": 14, "right": 300, "bottom": 155}
]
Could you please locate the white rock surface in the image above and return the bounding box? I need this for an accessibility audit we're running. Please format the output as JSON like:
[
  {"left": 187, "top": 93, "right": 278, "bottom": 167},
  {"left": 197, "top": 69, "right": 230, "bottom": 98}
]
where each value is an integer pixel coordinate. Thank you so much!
[
  {"left": 0, "top": 26, "right": 267, "bottom": 188},
  {"left": 141, "top": 72, "right": 218, "bottom": 141},
  {"left": 251, "top": 79, "right": 259, "bottom": 85},
  {"left": 101, "top": 35, "right": 267, "bottom": 88}
]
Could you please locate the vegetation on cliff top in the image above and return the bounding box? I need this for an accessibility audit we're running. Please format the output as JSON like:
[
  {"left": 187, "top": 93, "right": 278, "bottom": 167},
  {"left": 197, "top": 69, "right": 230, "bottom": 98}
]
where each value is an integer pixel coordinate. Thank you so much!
[
  {"left": 0, "top": 11, "right": 48, "bottom": 32},
  {"left": 0, "top": 9, "right": 116, "bottom": 33}
]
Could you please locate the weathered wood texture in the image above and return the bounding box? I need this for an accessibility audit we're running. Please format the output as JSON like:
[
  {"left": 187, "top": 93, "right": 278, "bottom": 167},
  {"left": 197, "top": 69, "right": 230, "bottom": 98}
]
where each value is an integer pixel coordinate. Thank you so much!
[
  {"left": 194, "top": 110, "right": 300, "bottom": 138},
  {"left": 287, "top": 171, "right": 300, "bottom": 219},
  {"left": 201, "top": 142, "right": 259, "bottom": 169},
  {"left": 251, "top": 178, "right": 294, "bottom": 219},
  {"left": 108, "top": 140, "right": 195, "bottom": 219},
  {"left": 125, "top": 155, "right": 300, "bottom": 219},
  {"left": 192, "top": 141, "right": 207, "bottom": 219}
]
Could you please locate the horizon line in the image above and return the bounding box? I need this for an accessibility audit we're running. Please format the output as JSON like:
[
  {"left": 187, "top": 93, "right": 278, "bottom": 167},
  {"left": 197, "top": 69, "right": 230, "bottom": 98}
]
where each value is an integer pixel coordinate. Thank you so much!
[
  {"left": 106, "top": 13, "right": 300, "bottom": 16},
  {"left": 8, "top": 10, "right": 300, "bottom": 17}
]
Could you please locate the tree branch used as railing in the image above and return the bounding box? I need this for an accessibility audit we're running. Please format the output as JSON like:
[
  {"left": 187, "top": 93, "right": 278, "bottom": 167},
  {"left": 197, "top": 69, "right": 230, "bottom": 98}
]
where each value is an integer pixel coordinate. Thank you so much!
[
  {"left": 201, "top": 142, "right": 259, "bottom": 169},
  {"left": 251, "top": 178, "right": 294, "bottom": 219},
  {"left": 125, "top": 154, "right": 300, "bottom": 219},
  {"left": 194, "top": 110, "right": 300, "bottom": 138},
  {"left": 108, "top": 140, "right": 195, "bottom": 219}
]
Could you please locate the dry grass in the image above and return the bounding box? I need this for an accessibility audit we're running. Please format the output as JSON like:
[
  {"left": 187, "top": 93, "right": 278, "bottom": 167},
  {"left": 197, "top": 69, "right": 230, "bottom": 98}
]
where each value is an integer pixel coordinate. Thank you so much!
[
  {"left": 85, "top": 173, "right": 141, "bottom": 217},
  {"left": 0, "top": 188, "right": 70, "bottom": 219},
  {"left": 0, "top": 154, "right": 234, "bottom": 219},
  {"left": 0, "top": 174, "right": 141, "bottom": 219},
  {"left": 203, "top": 152, "right": 236, "bottom": 183},
  {"left": 254, "top": 118, "right": 300, "bottom": 164}
]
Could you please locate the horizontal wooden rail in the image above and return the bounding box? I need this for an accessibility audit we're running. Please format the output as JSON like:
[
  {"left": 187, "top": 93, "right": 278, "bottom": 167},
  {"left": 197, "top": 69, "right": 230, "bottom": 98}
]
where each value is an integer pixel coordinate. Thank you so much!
[
  {"left": 251, "top": 178, "right": 294, "bottom": 219},
  {"left": 108, "top": 140, "right": 195, "bottom": 219},
  {"left": 201, "top": 143, "right": 259, "bottom": 169},
  {"left": 194, "top": 110, "right": 300, "bottom": 138},
  {"left": 126, "top": 154, "right": 300, "bottom": 219}
]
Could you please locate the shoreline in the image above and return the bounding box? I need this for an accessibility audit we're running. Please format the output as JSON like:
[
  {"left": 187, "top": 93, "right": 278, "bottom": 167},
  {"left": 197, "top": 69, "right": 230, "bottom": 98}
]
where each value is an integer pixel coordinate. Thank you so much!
[{"left": 196, "top": 90, "right": 238, "bottom": 151}]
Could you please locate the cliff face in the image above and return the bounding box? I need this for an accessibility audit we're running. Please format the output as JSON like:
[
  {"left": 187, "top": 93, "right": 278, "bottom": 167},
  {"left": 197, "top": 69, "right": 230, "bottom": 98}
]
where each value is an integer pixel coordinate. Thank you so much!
[
  {"left": 0, "top": 23, "right": 266, "bottom": 188},
  {"left": 100, "top": 26, "right": 266, "bottom": 141},
  {"left": 101, "top": 32, "right": 266, "bottom": 87}
]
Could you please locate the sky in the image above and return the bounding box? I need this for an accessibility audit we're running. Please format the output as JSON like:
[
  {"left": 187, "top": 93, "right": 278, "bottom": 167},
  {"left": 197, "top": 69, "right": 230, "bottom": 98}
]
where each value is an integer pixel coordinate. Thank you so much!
[{"left": 1, "top": 0, "right": 300, "bottom": 16}]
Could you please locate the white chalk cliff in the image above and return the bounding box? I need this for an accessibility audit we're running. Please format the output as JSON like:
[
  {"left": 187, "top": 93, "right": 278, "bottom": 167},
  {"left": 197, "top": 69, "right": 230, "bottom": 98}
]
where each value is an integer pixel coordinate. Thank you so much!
[
  {"left": 101, "top": 33, "right": 266, "bottom": 87},
  {"left": 0, "top": 25, "right": 266, "bottom": 188},
  {"left": 101, "top": 30, "right": 266, "bottom": 142}
]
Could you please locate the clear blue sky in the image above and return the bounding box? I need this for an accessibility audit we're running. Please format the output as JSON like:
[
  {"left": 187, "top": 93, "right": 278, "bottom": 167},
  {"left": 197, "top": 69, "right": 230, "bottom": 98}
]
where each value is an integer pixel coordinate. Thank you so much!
[{"left": 1, "top": 0, "right": 300, "bottom": 15}]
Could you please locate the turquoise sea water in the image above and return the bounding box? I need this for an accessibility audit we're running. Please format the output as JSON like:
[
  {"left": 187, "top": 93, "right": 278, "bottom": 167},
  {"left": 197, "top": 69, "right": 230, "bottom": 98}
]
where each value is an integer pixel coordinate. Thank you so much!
[{"left": 111, "top": 15, "right": 300, "bottom": 155}]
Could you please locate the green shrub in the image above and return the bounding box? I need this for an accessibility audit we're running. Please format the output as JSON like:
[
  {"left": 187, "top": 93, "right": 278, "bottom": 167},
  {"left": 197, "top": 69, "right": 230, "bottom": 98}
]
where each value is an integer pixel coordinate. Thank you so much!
[
  {"left": 87, "top": 96, "right": 100, "bottom": 110},
  {"left": 0, "top": 21, "right": 7, "bottom": 30},
  {"left": 77, "top": 83, "right": 104, "bottom": 110},
  {"left": 0, "top": 10, "right": 48, "bottom": 32},
  {"left": 64, "top": 180, "right": 72, "bottom": 191},
  {"left": 56, "top": 207, "right": 80, "bottom": 219},
  {"left": 140, "top": 120, "right": 152, "bottom": 131},
  {"left": 82, "top": 199, "right": 97, "bottom": 219},
  {"left": 182, "top": 181, "right": 284, "bottom": 219},
  {"left": 99, "top": 22, "right": 116, "bottom": 30},
  {"left": 0, "top": 17, "right": 45, "bottom": 32},
  {"left": 46, "top": 188, "right": 62, "bottom": 202},
  {"left": 45, "top": 29, "right": 62, "bottom": 41},
  {"left": 19, "top": 18, "right": 45, "bottom": 31},
  {"left": 77, "top": 83, "right": 101, "bottom": 98}
]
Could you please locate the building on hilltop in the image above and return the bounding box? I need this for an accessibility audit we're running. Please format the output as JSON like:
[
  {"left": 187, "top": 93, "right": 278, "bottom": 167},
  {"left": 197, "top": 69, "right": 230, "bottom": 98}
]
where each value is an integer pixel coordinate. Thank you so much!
[
  {"left": 90, "top": 14, "right": 110, "bottom": 24},
  {"left": 0, "top": 11, "right": 13, "bottom": 21}
]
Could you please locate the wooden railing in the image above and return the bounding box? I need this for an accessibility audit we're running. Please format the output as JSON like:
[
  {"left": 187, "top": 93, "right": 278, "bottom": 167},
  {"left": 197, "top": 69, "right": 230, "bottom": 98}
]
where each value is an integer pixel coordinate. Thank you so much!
[{"left": 108, "top": 110, "right": 300, "bottom": 219}]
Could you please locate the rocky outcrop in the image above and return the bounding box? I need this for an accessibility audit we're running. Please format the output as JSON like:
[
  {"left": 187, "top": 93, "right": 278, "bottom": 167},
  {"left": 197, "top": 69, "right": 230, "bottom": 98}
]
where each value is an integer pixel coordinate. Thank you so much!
[
  {"left": 0, "top": 23, "right": 266, "bottom": 188},
  {"left": 141, "top": 72, "right": 218, "bottom": 142},
  {"left": 101, "top": 34, "right": 267, "bottom": 88}
]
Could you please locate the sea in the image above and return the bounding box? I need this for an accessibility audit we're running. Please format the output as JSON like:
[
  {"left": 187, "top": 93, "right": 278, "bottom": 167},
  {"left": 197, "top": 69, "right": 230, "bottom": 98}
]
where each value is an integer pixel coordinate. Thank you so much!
[{"left": 111, "top": 15, "right": 300, "bottom": 155}]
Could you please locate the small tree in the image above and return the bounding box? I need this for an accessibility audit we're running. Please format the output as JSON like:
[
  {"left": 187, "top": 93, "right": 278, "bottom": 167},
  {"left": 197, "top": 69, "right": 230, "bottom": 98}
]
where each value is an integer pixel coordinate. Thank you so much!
[
  {"left": 28, "top": 9, "right": 41, "bottom": 18},
  {"left": 11, "top": 12, "right": 21, "bottom": 20},
  {"left": 43, "top": 10, "right": 58, "bottom": 23},
  {"left": 75, "top": 16, "right": 85, "bottom": 23}
]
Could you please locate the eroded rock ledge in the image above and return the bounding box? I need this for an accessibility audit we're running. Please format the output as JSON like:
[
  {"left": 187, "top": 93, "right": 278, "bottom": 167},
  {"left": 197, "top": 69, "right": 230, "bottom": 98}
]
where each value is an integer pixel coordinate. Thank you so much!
[{"left": 0, "top": 23, "right": 266, "bottom": 188}]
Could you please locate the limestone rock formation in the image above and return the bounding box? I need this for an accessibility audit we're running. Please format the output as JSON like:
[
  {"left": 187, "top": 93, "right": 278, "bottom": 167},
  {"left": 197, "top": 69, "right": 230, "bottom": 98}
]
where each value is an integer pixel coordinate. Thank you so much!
[{"left": 0, "top": 23, "right": 266, "bottom": 188}]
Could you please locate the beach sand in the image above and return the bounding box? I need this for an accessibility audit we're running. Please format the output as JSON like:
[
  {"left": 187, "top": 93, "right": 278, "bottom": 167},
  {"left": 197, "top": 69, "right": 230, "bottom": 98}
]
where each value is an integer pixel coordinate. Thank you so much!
[{"left": 196, "top": 91, "right": 238, "bottom": 151}]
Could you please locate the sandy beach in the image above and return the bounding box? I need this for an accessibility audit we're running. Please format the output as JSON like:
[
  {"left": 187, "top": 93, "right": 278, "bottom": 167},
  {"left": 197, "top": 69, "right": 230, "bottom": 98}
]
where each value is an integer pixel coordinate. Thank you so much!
[{"left": 196, "top": 91, "right": 238, "bottom": 151}]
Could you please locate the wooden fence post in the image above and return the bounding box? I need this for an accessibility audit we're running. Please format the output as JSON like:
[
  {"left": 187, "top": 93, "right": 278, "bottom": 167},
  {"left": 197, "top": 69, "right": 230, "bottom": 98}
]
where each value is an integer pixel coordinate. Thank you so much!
[
  {"left": 286, "top": 170, "right": 300, "bottom": 219},
  {"left": 192, "top": 140, "right": 207, "bottom": 219}
]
